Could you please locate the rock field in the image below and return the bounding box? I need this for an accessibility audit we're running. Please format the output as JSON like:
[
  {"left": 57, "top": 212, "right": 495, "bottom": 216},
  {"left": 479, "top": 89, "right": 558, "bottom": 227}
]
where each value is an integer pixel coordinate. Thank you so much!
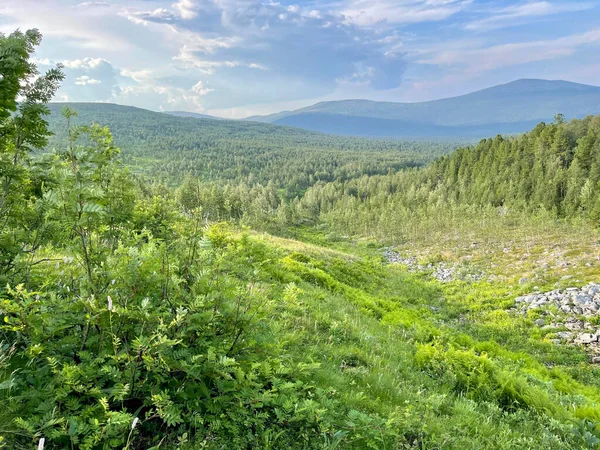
[
  {"left": 383, "top": 248, "right": 485, "bottom": 282},
  {"left": 515, "top": 282, "right": 600, "bottom": 361}
]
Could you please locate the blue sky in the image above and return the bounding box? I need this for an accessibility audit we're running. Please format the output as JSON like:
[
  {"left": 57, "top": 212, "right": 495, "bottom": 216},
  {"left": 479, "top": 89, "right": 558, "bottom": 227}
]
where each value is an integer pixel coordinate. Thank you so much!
[{"left": 1, "top": 0, "right": 599, "bottom": 118}]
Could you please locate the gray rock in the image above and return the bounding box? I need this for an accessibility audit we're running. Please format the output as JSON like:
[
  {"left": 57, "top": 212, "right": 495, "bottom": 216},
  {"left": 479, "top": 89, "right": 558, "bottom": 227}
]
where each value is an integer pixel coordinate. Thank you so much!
[
  {"left": 574, "top": 294, "right": 593, "bottom": 305},
  {"left": 565, "top": 320, "right": 584, "bottom": 331},
  {"left": 575, "top": 333, "right": 598, "bottom": 345},
  {"left": 534, "top": 318, "right": 546, "bottom": 326},
  {"left": 519, "top": 277, "right": 529, "bottom": 285}
]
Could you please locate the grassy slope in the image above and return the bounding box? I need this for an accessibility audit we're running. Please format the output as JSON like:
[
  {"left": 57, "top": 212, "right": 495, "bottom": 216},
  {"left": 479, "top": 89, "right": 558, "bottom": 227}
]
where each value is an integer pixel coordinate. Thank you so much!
[{"left": 185, "top": 226, "right": 600, "bottom": 448}]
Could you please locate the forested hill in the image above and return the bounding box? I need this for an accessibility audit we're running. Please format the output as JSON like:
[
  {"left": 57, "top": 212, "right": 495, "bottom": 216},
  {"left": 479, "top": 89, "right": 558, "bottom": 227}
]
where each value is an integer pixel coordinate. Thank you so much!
[
  {"left": 295, "top": 114, "right": 600, "bottom": 240},
  {"left": 45, "top": 102, "right": 457, "bottom": 196},
  {"left": 246, "top": 79, "right": 600, "bottom": 138}
]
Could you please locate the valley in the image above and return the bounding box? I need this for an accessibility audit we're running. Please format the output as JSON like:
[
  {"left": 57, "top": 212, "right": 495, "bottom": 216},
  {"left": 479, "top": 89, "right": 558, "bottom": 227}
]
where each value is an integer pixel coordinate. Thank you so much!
[{"left": 3, "top": 25, "right": 600, "bottom": 450}]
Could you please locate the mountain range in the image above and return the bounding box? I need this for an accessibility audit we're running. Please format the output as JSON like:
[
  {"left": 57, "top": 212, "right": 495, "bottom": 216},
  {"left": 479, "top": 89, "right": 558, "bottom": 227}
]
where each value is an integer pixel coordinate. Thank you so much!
[{"left": 243, "top": 79, "right": 600, "bottom": 138}]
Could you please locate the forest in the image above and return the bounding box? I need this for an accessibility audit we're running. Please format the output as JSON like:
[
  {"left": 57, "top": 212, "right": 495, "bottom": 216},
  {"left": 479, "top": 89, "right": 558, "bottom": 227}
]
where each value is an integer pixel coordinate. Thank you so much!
[
  {"left": 3, "top": 28, "right": 600, "bottom": 450},
  {"left": 45, "top": 103, "right": 457, "bottom": 198}
]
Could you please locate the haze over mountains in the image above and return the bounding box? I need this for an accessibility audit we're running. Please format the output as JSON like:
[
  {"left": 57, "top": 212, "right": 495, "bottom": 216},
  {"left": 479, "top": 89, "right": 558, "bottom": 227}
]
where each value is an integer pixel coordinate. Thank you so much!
[
  {"left": 49, "top": 79, "right": 600, "bottom": 141},
  {"left": 245, "top": 79, "right": 600, "bottom": 138},
  {"left": 165, "top": 111, "right": 222, "bottom": 120}
]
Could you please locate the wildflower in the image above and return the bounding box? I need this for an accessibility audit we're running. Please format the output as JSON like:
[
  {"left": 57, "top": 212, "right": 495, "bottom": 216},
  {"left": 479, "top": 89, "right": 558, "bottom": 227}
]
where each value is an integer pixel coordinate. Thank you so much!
[
  {"left": 131, "top": 417, "right": 139, "bottom": 430},
  {"left": 107, "top": 295, "right": 113, "bottom": 312},
  {"left": 111, "top": 279, "right": 116, "bottom": 285},
  {"left": 38, "top": 437, "right": 45, "bottom": 450}
]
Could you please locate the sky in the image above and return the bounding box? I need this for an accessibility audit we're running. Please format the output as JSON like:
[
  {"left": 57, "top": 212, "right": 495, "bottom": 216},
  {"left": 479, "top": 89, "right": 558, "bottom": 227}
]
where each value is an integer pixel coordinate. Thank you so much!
[{"left": 1, "top": 0, "right": 599, "bottom": 118}]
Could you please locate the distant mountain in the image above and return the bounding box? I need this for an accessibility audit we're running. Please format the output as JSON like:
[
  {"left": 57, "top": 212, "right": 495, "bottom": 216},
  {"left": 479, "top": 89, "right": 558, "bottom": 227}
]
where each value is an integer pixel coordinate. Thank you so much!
[
  {"left": 245, "top": 79, "right": 600, "bottom": 138},
  {"left": 165, "top": 111, "right": 222, "bottom": 120}
]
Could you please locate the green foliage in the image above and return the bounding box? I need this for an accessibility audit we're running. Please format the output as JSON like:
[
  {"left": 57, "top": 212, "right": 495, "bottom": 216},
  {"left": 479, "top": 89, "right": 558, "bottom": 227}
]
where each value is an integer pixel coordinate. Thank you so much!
[
  {"left": 0, "top": 234, "right": 338, "bottom": 449},
  {"left": 292, "top": 115, "right": 600, "bottom": 241},
  {"left": 6, "top": 26, "right": 600, "bottom": 450},
  {"left": 0, "top": 28, "right": 64, "bottom": 286}
]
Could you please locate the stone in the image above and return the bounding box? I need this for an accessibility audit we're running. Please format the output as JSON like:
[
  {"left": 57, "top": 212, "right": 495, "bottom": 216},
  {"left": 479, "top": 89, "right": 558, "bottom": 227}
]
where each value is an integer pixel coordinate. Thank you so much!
[
  {"left": 534, "top": 318, "right": 546, "bottom": 326},
  {"left": 589, "top": 286, "right": 600, "bottom": 296},
  {"left": 519, "top": 277, "right": 529, "bottom": 285},
  {"left": 565, "top": 320, "right": 584, "bottom": 331},
  {"left": 592, "top": 356, "right": 600, "bottom": 364},
  {"left": 574, "top": 294, "right": 593, "bottom": 305},
  {"left": 556, "top": 331, "right": 573, "bottom": 340},
  {"left": 575, "top": 333, "right": 597, "bottom": 345}
]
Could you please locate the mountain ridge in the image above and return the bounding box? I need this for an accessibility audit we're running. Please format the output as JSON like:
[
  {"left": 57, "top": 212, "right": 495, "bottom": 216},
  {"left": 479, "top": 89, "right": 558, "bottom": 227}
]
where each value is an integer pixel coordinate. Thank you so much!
[
  {"left": 165, "top": 111, "right": 223, "bottom": 120},
  {"left": 243, "top": 79, "right": 600, "bottom": 138}
]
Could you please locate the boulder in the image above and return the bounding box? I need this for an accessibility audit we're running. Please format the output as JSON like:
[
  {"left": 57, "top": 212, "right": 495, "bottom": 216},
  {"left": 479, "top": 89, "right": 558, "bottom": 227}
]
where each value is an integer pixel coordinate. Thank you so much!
[{"left": 575, "top": 333, "right": 598, "bottom": 345}]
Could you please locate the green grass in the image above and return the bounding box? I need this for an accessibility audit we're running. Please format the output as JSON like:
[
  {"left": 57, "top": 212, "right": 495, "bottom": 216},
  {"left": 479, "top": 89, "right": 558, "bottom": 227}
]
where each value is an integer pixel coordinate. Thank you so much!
[{"left": 178, "top": 227, "right": 600, "bottom": 448}]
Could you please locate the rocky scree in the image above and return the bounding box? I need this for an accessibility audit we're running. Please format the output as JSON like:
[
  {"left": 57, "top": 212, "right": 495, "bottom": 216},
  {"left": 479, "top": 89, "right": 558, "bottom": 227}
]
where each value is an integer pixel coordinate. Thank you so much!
[
  {"left": 515, "top": 282, "right": 600, "bottom": 362},
  {"left": 383, "top": 248, "right": 485, "bottom": 283}
]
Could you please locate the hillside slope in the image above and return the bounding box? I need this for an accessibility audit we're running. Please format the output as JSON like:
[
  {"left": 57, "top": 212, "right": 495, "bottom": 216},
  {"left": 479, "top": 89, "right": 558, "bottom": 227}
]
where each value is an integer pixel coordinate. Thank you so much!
[
  {"left": 248, "top": 79, "right": 600, "bottom": 138},
  {"left": 292, "top": 114, "right": 600, "bottom": 244},
  {"left": 45, "top": 103, "right": 456, "bottom": 195}
]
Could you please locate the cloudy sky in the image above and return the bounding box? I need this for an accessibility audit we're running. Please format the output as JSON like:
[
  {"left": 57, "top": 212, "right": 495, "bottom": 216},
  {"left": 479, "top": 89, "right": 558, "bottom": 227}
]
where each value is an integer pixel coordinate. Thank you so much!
[{"left": 1, "top": 0, "right": 599, "bottom": 118}]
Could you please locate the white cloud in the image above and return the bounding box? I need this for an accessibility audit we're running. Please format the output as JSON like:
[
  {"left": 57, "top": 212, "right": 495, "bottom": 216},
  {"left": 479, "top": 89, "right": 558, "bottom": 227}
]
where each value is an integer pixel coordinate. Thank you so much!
[
  {"left": 75, "top": 75, "right": 102, "bottom": 85},
  {"left": 174, "top": 52, "right": 264, "bottom": 74},
  {"left": 0, "top": 0, "right": 131, "bottom": 51},
  {"left": 32, "top": 57, "right": 52, "bottom": 66},
  {"left": 119, "top": 68, "right": 155, "bottom": 83},
  {"left": 62, "top": 57, "right": 111, "bottom": 69},
  {"left": 173, "top": 0, "right": 198, "bottom": 19},
  {"left": 420, "top": 29, "right": 600, "bottom": 72},
  {"left": 342, "top": 0, "right": 471, "bottom": 26},
  {"left": 76, "top": 1, "right": 109, "bottom": 8},
  {"left": 191, "top": 80, "right": 214, "bottom": 95},
  {"left": 115, "top": 79, "right": 211, "bottom": 112},
  {"left": 466, "top": 1, "right": 594, "bottom": 31},
  {"left": 169, "top": 27, "right": 240, "bottom": 55},
  {"left": 121, "top": 7, "right": 179, "bottom": 26}
]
